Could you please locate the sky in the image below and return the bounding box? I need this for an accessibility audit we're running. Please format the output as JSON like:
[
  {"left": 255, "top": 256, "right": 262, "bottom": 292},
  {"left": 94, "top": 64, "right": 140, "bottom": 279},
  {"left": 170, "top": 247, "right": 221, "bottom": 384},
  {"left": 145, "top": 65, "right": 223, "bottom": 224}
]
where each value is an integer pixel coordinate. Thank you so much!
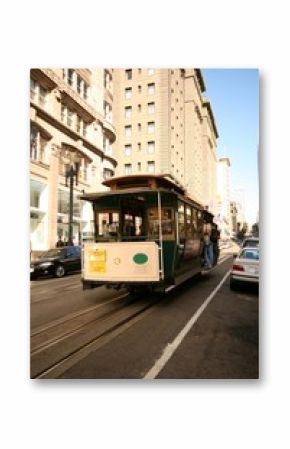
[{"left": 203, "top": 69, "right": 259, "bottom": 226}]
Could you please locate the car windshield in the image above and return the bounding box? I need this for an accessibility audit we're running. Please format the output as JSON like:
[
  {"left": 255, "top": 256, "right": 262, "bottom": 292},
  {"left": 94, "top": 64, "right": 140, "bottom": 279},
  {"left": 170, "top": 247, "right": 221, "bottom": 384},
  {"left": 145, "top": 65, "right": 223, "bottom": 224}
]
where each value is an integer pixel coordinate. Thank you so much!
[
  {"left": 39, "top": 249, "right": 65, "bottom": 259},
  {"left": 243, "top": 239, "right": 259, "bottom": 248},
  {"left": 240, "top": 249, "right": 259, "bottom": 260}
]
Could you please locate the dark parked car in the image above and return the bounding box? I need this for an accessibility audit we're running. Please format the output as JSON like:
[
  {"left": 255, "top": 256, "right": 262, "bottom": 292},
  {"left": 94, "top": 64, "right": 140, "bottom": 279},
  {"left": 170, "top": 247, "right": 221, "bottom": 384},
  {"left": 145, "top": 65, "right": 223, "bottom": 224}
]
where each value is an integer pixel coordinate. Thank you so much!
[{"left": 30, "top": 246, "right": 81, "bottom": 279}]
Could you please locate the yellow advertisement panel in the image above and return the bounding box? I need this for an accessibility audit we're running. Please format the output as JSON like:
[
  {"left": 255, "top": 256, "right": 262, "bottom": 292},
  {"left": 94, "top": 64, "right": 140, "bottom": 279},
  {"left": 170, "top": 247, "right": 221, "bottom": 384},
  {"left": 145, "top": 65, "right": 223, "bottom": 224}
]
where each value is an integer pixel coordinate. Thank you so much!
[{"left": 88, "top": 248, "right": 107, "bottom": 273}]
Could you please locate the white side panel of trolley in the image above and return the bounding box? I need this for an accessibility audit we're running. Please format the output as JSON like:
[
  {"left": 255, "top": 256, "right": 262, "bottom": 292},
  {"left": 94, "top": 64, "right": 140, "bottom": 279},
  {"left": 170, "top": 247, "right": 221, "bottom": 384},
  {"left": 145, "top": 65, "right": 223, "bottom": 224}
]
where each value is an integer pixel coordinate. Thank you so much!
[{"left": 83, "top": 241, "right": 160, "bottom": 282}]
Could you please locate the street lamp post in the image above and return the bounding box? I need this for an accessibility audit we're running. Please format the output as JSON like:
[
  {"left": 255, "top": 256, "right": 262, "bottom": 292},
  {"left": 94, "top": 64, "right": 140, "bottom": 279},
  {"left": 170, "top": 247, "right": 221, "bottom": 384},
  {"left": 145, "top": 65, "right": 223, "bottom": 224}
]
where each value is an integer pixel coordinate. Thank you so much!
[{"left": 62, "top": 152, "right": 81, "bottom": 246}]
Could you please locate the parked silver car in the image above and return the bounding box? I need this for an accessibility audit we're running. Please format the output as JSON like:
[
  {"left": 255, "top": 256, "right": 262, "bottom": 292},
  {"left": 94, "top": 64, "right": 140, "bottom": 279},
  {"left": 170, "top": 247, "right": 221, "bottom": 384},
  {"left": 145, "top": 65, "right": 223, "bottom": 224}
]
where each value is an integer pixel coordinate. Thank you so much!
[
  {"left": 230, "top": 247, "right": 259, "bottom": 289},
  {"left": 241, "top": 237, "right": 259, "bottom": 248}
]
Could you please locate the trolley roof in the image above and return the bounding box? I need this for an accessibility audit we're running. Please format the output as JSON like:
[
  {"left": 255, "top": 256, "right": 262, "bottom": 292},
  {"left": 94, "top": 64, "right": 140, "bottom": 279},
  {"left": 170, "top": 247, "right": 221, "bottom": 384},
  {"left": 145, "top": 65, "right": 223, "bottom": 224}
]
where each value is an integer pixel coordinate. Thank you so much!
[
  {"left": 102, "top": 174, "right": 185, "bottom": 194},
  {"left": 80, "top": 174, "right": 205, "bottom": 211}
]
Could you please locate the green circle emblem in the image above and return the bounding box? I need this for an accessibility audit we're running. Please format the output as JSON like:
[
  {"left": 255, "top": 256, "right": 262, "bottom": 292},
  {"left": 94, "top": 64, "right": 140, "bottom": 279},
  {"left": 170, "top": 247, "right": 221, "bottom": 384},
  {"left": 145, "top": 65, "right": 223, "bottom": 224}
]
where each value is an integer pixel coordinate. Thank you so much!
[{"left": 133, "top": 253, "right": 148, "bottom": 264}]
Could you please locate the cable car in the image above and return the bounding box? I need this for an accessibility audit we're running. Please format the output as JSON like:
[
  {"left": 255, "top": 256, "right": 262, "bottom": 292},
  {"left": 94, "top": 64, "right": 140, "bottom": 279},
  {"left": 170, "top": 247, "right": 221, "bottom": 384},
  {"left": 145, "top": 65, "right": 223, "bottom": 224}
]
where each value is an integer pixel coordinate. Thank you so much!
[{"left": 81, "top": 175, "right": 218, "bottom": 293}]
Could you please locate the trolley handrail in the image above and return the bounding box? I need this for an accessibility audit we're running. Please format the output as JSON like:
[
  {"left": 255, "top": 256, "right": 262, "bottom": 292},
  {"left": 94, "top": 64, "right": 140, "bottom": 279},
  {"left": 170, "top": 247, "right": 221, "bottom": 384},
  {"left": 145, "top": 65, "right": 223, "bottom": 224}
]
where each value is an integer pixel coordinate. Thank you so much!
[{"left": 158, "top": 191, "right": 164, "bottom": 280}]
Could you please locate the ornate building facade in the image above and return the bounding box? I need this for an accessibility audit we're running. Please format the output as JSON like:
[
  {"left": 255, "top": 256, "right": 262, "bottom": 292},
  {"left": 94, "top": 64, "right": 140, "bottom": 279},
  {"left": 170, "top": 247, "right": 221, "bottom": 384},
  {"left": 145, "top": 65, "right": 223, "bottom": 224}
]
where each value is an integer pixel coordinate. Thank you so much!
[{"left": 30, "top": 68, "right": 116, "bottom": 252}]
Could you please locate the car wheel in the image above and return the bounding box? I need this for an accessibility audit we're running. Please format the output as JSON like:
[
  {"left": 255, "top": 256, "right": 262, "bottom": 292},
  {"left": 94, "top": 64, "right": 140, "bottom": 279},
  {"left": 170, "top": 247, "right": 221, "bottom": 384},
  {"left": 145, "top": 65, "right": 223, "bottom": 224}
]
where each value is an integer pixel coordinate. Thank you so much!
[
  {"left": 230, "top": 277, "right": 237, "bottom": 290},
  {"left": 55, "top": 265, "right": 65, "bottom": 278}
]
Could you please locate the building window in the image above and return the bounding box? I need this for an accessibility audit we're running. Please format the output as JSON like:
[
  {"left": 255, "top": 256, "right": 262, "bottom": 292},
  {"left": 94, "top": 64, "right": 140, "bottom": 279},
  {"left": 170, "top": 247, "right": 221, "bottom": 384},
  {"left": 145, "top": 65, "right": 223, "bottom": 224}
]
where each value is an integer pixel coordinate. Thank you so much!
[
  {"left": 138, "top": 104, "right": 141, "bottom": 112},
  {"left": 147, "top": 122, "right": 155, "bottom": 134},
  {"left": 83, "top": 122, "right": 88, "bottom": 138},
  {"left": 30, "top": 127, "right": 38, "bottom": 161},
  {"left": 30, "top": 126, "right": 49, "bottom": 164},
  {"left": 39, "top": 135, "right": 47, "bottom": 162},
  {"left": 148, "top": 102, "right": 155, "bottom": 114},
  {"left": 148, "top": 83, "right": 155, "bottom": 95},
  {"left": 125, "top": 69, "right": 132, "bottom": 80},
  {"left": 61, "top": 104, "right": 66, "bottom": 122},
  {"left": 148, "top": 68, "right": 155, "bottom": 75},
  {"left": 69, "top": 71, "right": 89, "bottom": 96},
  {"left": 103, "top": 168, "right": 113, "bottom": 179},
  {"left": 61, "top": 103, "right": 88, "bottom": 137},
  {"left": 137, "top": 162, "right": 141, "bottom": 171},
  {"left": 79, "top": 159, "right": 89, "bottom": 183},
  {"left": 83, "top": 83, "right": 88, "bottom": 100},
  {"left": 147, "top": 141, "right": 155, "bottom": 154},
  {"left": 125, "top": 125, "right": 132, "bottom": 137},
  {"left": 104, "top": 70, "right": 112, "bottom": 90},
  {"left": 30, "top": 79, "right": 48, "bottom": 109},
  {"left": 147, "top": 161, "right": 155, "bottom": 173},
  {"left": 77, "top": 75, "right": 82, "bottom": 94},
  {"left": 76, "top": 115, "right": 82, "bottom": 133},
  {"left": 138, "top": 143, "right": 141, "bottom": 151},
  {"left": 138, "top": 85, "right": 142, "bottom": 93},
  {"left": 125, "top": 106, "right": 132, "bottom": 118},
  {"left": 125, "top": 88, "right": 132, "bottom": 99},
  {"left": 30, "top": 179, "right": 45, "bottom": 209},
  {"left": 67, "top": 108, "right": 74, "bottom": 128},
  {"left": 104, "top": 101, "right": 112, "bottom": 121},
  {"left": 58, "top": 189, "right": 81, "bottom": 218},
  {"left": 30, "top": 79, "right": 37, "bottom": 101},
  {"left": 138, "top": 123, "right": 142, "bottom": 131},
  {"left": 30, "top": 180, "right": 47, "bottom": 250},
  {"left": 103, "top": 137, "right": 112, "bottom": 155},
  {"left": 124, "top": 163, "right": 132, "bottom": 175},
  {"left": 67, "top": 69, "right": 74, "bottom": 86},
  {"left": 124, "top": 144, "right": 132, "bottom": 156},
  {"left": 138, "top": 68, "right": 142, "bottom": 74}
]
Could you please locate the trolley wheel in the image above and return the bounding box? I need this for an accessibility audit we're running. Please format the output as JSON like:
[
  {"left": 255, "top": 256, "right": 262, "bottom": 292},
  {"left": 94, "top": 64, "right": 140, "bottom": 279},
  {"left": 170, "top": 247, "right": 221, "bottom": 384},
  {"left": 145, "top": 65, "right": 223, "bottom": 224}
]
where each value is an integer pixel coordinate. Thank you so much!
[{"left": 55, "top": 265, "right": 65, "bottom": 278}]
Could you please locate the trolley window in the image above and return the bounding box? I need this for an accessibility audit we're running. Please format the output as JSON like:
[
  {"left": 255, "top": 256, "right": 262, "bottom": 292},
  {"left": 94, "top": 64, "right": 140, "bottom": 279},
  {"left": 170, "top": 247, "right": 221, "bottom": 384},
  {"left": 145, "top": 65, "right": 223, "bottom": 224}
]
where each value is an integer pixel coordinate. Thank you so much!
[
  {"left": 96, "top": 211, "right": 120, "bottom": 239},
  {"left": 186, "top": 206, "right": 193, "bottom": 237},
  {"left": 192, "top": 208, "right": 198, "bottom": 232},
  {"left": 178, "top": 202, "right": 185, "bottom": 240},
  {"left": 197, "top": 210, "right": 203, "bottom": 233},
  {"left": 148, "top": 207, "right": 174, "bottom": 240},
  {"left": 122, "top": 213, "right": 144, "bottom": 237},
  {"left": 121, "top": 197, "right": 146, "bottom": 238}
]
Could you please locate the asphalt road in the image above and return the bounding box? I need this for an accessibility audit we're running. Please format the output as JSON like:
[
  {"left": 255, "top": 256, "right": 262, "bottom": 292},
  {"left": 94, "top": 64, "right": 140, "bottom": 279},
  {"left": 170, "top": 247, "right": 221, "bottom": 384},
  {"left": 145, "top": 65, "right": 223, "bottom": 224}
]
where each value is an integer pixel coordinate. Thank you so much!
[{"left": 30, "top": 247, "right": 259, "bottom": 379}]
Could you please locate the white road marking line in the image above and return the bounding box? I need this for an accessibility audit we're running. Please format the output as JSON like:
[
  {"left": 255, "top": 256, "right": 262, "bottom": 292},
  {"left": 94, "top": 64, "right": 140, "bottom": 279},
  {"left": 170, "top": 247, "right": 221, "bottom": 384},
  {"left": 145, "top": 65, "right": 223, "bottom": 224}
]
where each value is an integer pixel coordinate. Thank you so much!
[{"left": 143, "top": 269, "right": 231, "bottom": 379}]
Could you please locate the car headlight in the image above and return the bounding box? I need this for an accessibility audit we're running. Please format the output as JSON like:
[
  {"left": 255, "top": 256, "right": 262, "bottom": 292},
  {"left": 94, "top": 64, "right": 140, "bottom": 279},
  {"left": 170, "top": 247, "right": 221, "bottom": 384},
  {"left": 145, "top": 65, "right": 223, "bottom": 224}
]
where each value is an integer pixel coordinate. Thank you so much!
[{"left": 39, "top": 262, "right": 53, "bottom": 267}]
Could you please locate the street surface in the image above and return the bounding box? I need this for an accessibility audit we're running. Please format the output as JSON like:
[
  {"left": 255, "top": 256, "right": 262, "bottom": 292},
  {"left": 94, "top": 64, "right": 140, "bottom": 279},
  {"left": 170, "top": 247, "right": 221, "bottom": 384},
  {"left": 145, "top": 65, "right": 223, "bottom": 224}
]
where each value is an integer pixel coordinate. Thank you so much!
[{"left": 30, "top": 244, "right": 258, "bottom": 379}]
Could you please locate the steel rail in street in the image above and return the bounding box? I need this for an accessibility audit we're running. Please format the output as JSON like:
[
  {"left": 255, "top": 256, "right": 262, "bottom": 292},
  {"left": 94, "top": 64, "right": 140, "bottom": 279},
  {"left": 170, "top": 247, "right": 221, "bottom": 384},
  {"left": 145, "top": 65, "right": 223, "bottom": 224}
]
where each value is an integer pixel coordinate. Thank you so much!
[{"left": 31, "top": 294, "right": 159, "bottom": 379}]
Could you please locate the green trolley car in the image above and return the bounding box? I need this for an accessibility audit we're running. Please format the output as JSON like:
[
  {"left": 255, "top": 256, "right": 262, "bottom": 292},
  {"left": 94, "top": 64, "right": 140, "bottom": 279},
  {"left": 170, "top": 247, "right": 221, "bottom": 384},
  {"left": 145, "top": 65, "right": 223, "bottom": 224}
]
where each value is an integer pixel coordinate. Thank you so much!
[{"left": 81, "top": 175, "right": 218, "bottom": 293}]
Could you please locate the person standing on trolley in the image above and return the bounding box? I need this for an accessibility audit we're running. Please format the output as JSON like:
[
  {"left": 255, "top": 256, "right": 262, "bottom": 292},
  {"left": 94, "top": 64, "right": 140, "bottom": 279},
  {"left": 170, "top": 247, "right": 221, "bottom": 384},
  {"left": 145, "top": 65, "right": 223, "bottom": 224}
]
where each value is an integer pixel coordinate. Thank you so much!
[{"left": 203, "top": 232, "right": 214, "bottom": 269}]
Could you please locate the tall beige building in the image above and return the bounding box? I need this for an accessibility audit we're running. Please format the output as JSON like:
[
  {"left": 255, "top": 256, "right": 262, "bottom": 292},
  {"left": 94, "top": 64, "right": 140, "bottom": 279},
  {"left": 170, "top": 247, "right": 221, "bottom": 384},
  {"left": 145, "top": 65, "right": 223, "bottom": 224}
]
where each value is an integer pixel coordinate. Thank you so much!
[
  {"left": 112, "top": 68, "right": 218, "bottom": 212},
  {"left": 30, "top": 68, "right": 116, "bottom": 252},
  {"left": 217, "top": 157, "right": 231, "bottom": 238}
]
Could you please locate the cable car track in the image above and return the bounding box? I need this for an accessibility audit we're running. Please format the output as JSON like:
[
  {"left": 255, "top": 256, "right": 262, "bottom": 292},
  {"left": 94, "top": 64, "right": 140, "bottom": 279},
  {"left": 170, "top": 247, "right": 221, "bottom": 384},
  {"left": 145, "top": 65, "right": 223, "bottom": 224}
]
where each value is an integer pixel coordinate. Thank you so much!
[
  {"left": 31, "top": 293, "right": 160, "bottom": 379},
  {"left": 31, "top": 292, "right": 129, "bottom": 340}
]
